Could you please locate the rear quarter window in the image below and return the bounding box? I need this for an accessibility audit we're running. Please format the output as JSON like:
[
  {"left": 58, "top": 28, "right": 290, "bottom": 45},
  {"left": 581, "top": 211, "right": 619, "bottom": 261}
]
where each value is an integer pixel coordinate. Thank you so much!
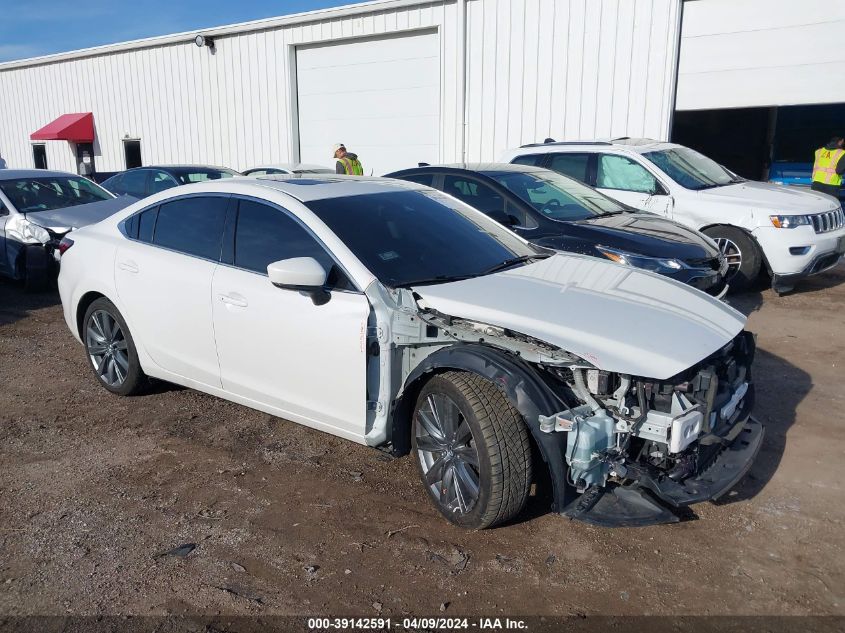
[{"left": 152, "top": 196, "right": 228, "bottom": 260}]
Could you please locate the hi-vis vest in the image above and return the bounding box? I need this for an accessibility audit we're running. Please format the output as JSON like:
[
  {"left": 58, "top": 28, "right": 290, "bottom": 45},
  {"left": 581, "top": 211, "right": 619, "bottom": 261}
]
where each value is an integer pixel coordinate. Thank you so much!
[
  {"left": 338, "top": 156, "right": 364, "bottom": 175},
  {"left": 812, "top": 147, "right": 845, "bottom": 186}
]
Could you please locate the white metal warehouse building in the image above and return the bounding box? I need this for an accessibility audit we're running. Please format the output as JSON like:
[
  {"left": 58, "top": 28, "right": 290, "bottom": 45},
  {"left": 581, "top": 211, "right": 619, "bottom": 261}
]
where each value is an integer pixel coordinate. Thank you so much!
[{"left": 0, "top": 0, "right": 843, "bottom": 179}]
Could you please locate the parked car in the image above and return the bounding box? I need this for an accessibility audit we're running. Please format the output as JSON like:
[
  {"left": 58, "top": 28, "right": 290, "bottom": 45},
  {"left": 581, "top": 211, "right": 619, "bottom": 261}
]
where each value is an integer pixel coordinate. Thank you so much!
[
  {"left": 58, "top": 175, "right": 761, "bottom": 528},
  {"left": 501, "top": 139, "right": 845, "bottom": 293},
  {"left": 101, "top": 165, "right": 240, "bottom": 199},
  {"left": 0, "top": 169, "right": 135, "bottom": 289},
  {"left": 243, "top": 163, "right": 335, "bottom": 176},
  {"left": 386, "top": 163, "right": 729, "bottom": 297}
]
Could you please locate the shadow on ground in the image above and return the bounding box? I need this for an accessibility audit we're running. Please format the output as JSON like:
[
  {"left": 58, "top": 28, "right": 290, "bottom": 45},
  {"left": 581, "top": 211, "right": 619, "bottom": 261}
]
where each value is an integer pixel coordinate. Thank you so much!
[{"left": 0, "top": 279, "right": 60, "bottom": 327}]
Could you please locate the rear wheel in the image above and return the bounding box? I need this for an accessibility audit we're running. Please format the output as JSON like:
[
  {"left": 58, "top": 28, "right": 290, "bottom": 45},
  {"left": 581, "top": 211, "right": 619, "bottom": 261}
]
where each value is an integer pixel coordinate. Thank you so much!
[
  {"left": 703, "top": 226, "right": 762, "bottom": 291},
  {"left": 412, "top": 371, "right": 532, "bottom": 529},
  {"left": 83, "top": 298, "right": 147, "bottom": 396}
]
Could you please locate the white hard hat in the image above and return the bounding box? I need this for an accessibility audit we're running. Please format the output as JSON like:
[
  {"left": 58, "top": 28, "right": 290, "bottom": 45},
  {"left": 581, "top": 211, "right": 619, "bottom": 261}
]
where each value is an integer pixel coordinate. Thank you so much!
[{"left": 332, "top": 143, "right": 346, "bottom": 155}]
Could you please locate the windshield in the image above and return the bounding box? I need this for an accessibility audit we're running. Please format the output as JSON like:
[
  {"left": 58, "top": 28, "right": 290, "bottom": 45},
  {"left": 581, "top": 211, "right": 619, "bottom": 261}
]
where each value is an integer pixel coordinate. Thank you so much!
[
  {"left": 0, "top": 176, "right": 112, "bottom": 213},
  {"left": 486, "top": 170, "right": 626, "bottom": 220},
  {"left": 643, "top": 147, "right": 738, "bottom": 190},
  {"left": 306, "top": 190, "right": 541, "bottom": 287},
  {"left": 170, "top": 168, "right": 239, "bottom": 184}
]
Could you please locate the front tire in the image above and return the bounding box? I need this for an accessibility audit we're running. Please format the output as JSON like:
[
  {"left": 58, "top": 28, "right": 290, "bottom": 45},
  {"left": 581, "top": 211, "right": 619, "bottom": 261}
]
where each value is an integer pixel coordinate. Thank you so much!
[
  {"left": 83, "top": 298, "right": 147, "bottom": 396},
  {"left": 703, "top": 226, "right": 762, "bottom": 291},
  {"left": 412, "top": 371, "right": 533, "bottom": 529}
]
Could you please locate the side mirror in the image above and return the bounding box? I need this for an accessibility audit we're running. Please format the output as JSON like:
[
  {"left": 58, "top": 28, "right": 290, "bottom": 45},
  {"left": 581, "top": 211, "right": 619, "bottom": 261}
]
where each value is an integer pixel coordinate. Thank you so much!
[
  {"left": 0, "top": 203, "right": 7, "bottom": 216},
  {"left": 267, "top": 257, "right": 330, "bottom": 305}
]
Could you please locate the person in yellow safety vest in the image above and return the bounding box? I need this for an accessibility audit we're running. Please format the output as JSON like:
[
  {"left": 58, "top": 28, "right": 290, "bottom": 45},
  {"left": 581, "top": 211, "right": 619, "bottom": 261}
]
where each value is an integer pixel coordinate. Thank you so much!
[
  {"left": 332, "top": 143, "right": 364, "bottom": 175},
  {"left": 811, "top": 136, "right": 845, "bottom": 198}
]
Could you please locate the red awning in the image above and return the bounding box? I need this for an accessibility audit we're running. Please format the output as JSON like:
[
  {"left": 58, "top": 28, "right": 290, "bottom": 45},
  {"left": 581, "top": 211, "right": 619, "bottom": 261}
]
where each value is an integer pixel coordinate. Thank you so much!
[{"left": 30, "top": 113, "right": 94, "bottom": 143}]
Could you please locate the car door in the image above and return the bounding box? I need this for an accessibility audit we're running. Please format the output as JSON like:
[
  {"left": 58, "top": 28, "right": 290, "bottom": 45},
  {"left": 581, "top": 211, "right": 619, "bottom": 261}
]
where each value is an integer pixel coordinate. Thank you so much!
[
  {"left": 594, "top": 153, "right": 673, "bottom": 216},
  {"left": 114, "top": 194, "right": 229, "bottom": 387},
  {"left": 211, "top": 197, "right": 370, "bottom": 440}
]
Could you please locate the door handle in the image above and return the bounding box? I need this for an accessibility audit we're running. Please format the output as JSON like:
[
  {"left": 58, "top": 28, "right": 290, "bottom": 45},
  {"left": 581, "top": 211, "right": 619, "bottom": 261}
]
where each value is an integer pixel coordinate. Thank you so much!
[
  {"left": 118, "top": 260, "right": 139, "bottom": 273},
  {"left": 218, "top": 293, "right": 248, "bottom": 308}
]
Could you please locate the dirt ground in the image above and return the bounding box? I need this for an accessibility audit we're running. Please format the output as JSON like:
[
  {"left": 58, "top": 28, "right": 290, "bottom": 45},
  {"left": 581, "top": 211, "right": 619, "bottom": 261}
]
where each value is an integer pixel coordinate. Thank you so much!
[{"left": 0, "top": 267, "right": 844, "bottom": 620}]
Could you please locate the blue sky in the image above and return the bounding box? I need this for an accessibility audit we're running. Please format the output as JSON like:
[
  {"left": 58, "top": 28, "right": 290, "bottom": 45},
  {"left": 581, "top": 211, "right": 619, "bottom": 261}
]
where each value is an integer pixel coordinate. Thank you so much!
[{"left": 0, "top": 1, "right": 351, "bottom": 62}]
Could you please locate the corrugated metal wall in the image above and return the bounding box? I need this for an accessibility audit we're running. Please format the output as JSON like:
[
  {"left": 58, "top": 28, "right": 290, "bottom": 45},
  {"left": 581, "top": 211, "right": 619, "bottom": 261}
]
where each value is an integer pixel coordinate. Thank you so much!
[
  {"left": 464, "top": 0, "right": 682, "bottom": 160},
  {"left": 0, "top": 0, "right": 681, "bottom": 174},
  {"left": 677, "top": 0, "right": 845, "bottom": 111}
]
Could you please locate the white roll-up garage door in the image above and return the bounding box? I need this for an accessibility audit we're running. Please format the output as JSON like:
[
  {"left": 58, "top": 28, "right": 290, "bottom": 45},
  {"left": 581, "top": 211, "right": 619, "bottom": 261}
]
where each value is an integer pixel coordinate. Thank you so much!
[{"left": 295, "top": 30, "right": 440, "bottom": 176}]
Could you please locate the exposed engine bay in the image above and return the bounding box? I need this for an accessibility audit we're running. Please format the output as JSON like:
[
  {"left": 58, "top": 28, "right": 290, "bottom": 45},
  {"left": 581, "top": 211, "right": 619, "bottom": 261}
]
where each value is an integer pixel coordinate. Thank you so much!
[{"left": 366, "top": 285, "right": 763, "bottom": 527}]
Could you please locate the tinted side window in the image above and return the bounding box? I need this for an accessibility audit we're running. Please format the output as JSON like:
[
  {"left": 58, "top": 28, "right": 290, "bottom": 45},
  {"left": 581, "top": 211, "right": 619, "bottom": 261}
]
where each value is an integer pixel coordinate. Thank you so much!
[
  {"left": 149, "top": 171, "right": 176, "bottom": 194},
  {"left": 153, "top": 196, "right": 228, "bottom": 260},
  {"left": 548, "top": 153, "right": 590, "bottom": 183},
  {"left": 511, "top": 154, "right": 544, "bottom": 167},
  {"left": 442, "top": 176, "right": 506, "bottom": 216},
  {"left": 234, "top": 200, "right": 351, "bottom": 288},
  {"left": 138, "top": 206, "right": 158, "bottom": 242},
  {"left": 121, "top": 170, "right": 148, "bottom": 197},
  {"left": 597, "top": 155, "right": 659, "bottom": 194},
  {"left": 400, "top": 173, "right": 435, "bottom": 187}
]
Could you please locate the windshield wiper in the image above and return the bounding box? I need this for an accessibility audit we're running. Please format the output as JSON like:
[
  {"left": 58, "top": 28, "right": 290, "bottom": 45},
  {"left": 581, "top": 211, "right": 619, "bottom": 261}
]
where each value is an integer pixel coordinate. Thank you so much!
[{"left": 482, "top": 254, "right": 548, "bottom": 275}]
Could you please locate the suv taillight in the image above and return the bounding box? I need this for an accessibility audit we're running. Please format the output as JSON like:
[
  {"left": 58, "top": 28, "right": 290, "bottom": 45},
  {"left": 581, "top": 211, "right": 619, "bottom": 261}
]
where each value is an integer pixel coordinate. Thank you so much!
[{"left": 58, "top": 237, "right": 74, "bottom": 255}]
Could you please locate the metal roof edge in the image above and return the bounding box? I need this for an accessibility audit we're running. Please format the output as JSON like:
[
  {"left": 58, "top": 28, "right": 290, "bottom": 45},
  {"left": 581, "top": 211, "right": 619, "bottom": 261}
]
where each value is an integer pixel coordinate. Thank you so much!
[{"left": 0, "top": 0, "right": 442, "bottom": 71}]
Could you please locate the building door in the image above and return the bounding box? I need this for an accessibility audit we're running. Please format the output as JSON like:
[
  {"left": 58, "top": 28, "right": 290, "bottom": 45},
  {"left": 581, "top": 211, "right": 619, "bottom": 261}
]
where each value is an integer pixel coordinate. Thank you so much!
[
  {"left": 295, "top": 30, "right": 440, "bottom": 176},
  {"left": 123, "top": 139, "right": 142, "bottom": 169},
  {"left": 32, "top": 144, "right": 47, "bottom": 169},
  {"left": 76, "top": 142, "right": 95, "bottom": 177}
]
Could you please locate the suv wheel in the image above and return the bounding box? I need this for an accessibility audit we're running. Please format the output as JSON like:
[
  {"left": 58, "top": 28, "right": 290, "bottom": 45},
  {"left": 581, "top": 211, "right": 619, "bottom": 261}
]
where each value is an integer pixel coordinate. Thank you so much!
[
  {"left": 412, "top": 371, "right": 532, "bottom": 529},
  {"left": 83, "top": 297, "right": 148, "bottom": 396},
  {"left": 703, "top": 226, "right": 761, "bottom": 291}
]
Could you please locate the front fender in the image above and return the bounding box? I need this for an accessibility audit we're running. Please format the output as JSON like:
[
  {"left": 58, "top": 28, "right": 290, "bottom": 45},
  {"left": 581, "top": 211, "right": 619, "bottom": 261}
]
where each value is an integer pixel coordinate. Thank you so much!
[{"left": 390, "top": 343, "right": 575, "bottom": 513}]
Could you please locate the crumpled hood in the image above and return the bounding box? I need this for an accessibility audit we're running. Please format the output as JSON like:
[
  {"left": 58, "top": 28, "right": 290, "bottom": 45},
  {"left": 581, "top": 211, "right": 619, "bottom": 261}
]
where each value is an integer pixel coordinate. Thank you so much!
[
  {"left": 412, "top": 254, "right": 746, "bottom": 380},
  {"left": 699, "top": 181, "right": 840, "bottom": 214},
  {"left": 25, "top": 196, "right": 137, "bottom": 232}
]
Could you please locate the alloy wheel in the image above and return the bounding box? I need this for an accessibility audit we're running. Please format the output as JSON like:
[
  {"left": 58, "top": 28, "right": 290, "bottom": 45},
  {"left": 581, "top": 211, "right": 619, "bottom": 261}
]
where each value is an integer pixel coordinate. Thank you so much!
[
  {"left": 415, "top": 392, "right": 481, "bottom": 515},
  {"left": 715, "top": 237, "right": 743, "bottom": 279},
  {"left": 86, "top": 309, "right": 129, "bottom": 388}
]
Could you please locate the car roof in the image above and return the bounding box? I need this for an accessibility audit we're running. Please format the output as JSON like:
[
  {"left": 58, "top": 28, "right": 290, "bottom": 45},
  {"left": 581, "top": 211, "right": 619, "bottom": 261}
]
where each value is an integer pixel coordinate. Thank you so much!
[
  {"left": 197, "top": 174, "right": 427, "bottom": 202},
  {"left": 507, "top": 137, "right": 679, "bottom": 155},
  {"left": 0, "top": 169, "right": 81, "bottom": 180},
  {"left": 391, "top": 163, "right": 546, "bottom": 176},
  {"left": 146, "top": 165, "right": 239, "bottom": 172},
  {"left": 246, "top": 163, "right": 334, "bottom": 172}
]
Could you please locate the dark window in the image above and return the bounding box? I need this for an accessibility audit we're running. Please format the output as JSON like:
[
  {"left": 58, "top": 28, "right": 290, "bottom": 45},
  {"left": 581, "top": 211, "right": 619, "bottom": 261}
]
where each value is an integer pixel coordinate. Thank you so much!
[
  {"left": 120, "top": 170, "right": 149, "bottom": 197},
  {"left": 244, "top": 169, "right": 269, "bottom": 176},
  {"left": 234, "top": 199, "right": 336, "bottom": 276},
  {"left": 149, "top": 171, "right": 177, "bottom": 195},
  {"left": 32, "top": 144, "right": 47, "bottom": 169},
  {"left": 152, "top": 196, "right": 228, "bottom": 260},
  {"left": 138, "top": 206, "right": 158, "bottom": 242},
  {"left": 123, "top": 214, "right": 139, "bottom": 239},
  {"left": 442, "top": 175, "right": 508, "bottom": 221},
  {"left": 0, "top": 176, "right": 111, "bottom": 212},
  {"left": 548, "top": 153, "right": 590, "bottom": 183},
  {"left": 169, "top": 167, "right": 239, "bottom": 184},
  {"left": 123, "top": 140, "right": 142, "bottom": 169},
  {"left": 399, "top": 173, "right": 435, "bottom": 187},
  {"left": 305, "top": 190, "right": 539, "bottom": 288},
  {"left": 511, "top": 154, "right": 544, "bottom": 167}
]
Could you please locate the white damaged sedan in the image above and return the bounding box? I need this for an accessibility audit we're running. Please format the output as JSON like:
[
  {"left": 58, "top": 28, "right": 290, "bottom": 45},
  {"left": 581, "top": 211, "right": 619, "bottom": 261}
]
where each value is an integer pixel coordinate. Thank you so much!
[{"left": 57, "top": 175, "right": 763, "bottom": 528}]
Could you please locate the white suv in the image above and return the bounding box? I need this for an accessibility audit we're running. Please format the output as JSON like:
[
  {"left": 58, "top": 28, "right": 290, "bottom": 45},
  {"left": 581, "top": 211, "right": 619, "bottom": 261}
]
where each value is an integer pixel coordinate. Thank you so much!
[{"left": 501, "top": 139, "right": 845, "bottom": 293}]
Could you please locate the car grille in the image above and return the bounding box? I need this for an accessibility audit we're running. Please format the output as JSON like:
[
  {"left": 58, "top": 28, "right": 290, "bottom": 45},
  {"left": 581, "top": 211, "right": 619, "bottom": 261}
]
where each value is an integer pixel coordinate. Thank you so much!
[{"left": 809, "top": 208, "right": 845, "bottom": 233}]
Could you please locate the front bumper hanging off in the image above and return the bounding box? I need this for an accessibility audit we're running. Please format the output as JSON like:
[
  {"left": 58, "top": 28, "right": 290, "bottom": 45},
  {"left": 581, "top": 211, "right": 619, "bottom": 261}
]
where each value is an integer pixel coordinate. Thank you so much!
[{"left": 561, "top": 416, "right": 765, "bottom": 528}]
